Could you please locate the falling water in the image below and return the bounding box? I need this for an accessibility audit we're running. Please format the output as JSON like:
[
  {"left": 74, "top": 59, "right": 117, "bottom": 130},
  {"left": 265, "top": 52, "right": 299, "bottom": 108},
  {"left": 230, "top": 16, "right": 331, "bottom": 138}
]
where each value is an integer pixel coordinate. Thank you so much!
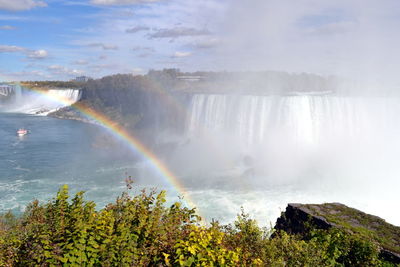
[
  {"left": 177, "top": 92, "right": 400, "bottom": 224},
  {"left": 186, "top": 93, "right": 400, "bottom": 145},
  {"left": 6, "top": 88, "right": 81, "bottom": 115}
]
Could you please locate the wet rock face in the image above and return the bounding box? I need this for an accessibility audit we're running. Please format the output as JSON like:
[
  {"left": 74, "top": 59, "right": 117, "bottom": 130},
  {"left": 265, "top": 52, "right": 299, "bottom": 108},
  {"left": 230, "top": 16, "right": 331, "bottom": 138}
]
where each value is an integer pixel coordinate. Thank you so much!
[{"left": 275, "top": 203, "right": 400, "bottom": 264}]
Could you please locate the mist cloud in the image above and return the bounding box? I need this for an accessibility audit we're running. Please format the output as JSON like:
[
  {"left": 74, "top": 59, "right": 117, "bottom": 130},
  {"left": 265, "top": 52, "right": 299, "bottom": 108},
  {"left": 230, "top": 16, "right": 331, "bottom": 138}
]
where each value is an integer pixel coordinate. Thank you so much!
[{"left": 211, "top": 0, "right": 400, "bottom": 85}]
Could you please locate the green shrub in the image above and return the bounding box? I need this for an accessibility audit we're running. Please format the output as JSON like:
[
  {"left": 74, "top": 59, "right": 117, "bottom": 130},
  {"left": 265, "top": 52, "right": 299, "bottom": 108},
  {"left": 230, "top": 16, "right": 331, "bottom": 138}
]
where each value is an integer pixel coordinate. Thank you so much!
[
  {"left": 309, "top": 229, "right": 381, "bottom": 266},
  {"left": 222, "top": 209, "right": 267, "bottom": 265},
  {"left": 0, "top": 185, "right": 393, "bottom": 266},
  {"left": 171, "top": 225, "right": 240, "bottom": 266},
  {"left": 0, "top": 185, "right": 198, "bottom": 266}
]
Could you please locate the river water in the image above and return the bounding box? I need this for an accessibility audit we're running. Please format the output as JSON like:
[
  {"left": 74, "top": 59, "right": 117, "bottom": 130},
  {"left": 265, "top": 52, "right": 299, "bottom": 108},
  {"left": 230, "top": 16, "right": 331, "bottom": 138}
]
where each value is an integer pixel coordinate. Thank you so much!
[
  {"left": 0, "top": 113, "right": 141, "bottom": 213},
  {"left": 1, "top": 112, "right": 399, "bottom": 226}
]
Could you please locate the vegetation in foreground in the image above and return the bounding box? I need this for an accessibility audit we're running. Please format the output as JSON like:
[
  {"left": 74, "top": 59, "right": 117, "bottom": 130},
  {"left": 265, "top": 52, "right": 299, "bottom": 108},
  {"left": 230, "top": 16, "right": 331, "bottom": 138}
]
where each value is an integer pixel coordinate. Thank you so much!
[{"left": 0, "top": 185, "right": 396, "bottom": 266}]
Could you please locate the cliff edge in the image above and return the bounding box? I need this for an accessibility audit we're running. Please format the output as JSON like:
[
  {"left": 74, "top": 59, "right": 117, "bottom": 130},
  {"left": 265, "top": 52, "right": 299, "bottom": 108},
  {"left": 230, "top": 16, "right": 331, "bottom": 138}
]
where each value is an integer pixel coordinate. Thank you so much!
[{"left": 275, "top": 203, "right": 400, "bottom": 264}]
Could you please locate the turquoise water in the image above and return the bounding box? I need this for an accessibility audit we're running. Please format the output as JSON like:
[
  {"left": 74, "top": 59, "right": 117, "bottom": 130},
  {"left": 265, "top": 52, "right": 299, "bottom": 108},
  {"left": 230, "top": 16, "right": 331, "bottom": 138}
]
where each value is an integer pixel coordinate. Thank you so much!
[
  {"left": 1, "top": 113, "right": 399, "bottom": 226},
  {"left": 0, "top": 113, "right": 295, "bottom": 225},
  {"left": 0, "top": 113, "right": 153, "bottom": 213}
]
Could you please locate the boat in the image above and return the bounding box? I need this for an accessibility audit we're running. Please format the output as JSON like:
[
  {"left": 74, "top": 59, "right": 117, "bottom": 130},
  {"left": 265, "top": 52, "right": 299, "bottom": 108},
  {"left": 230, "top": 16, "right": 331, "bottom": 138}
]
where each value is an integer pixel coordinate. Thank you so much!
[{"left": 17, "top": 128, "right": 28, "bottom": 136}]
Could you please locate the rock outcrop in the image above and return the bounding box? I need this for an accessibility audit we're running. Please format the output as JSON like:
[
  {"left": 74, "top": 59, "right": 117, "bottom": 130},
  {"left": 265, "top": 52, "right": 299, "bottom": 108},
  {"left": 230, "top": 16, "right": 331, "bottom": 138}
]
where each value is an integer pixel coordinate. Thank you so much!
[{"left": 275, "top": 203, "right": 400, "bottom": 264}]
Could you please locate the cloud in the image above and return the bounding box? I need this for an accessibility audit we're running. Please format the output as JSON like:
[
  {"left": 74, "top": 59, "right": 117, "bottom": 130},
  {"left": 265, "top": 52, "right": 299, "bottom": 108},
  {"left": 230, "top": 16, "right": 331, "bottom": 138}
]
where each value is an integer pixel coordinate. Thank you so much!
[
  {"left": 88, "top": 43, "right": 119, "bottom": 50},
  {"left": 63, "top": 0, "right": 224, "bottom": 76},
  {"left": 172, "top": 51, "right": 192, "bottom": 58},
  {"left": 47, "top": 65, "right": 83, "bottom": 76},
  {"left": 190, "top": 38, "right": 220, "bottom": 49},
  {"left": 88, "top": 63, "right": 117, "bottom": 73},
  {"left": 0, "top": 45, "right": 25, "bottom": 53},
  {"left": 149, "top": 27, "right": 211, "bottom": 39},
  {"left": 132, "top": 46, "right": 156, "bottom": 58},
  {"left": 73, "top": 59, "right": 89, "bottom": 65},
  {"left": 0, "top": 45, "right": 48, "bottom": 60},
  {"left": 0, "top": 70, "right": 49, "bottom": 81},
  {"left": 131, "top": 46, "right": 155, "bottom": 52},
  {"left": 304, "top": 21, "right": 356, "bottom": 36},
  {"left": 90, "top": 0, "right": 162, "bottom": 6},
  {"left": 0, "top": 15, "right": 27, "bottom": 21},
  {"left": 126, "top": 25, "right": 150, "bottom": 33},
  {"left": 0, "top": 0, "right": 47, "bottom": 11},
  {"left": 0, "top": 25, "right": 16, "bottom": 30},
  {"left": 138, "top": 53, "right": 150, "bottom": 58},
  {"left": 27, "top": 49, "right": 48, "bottom": 59}
]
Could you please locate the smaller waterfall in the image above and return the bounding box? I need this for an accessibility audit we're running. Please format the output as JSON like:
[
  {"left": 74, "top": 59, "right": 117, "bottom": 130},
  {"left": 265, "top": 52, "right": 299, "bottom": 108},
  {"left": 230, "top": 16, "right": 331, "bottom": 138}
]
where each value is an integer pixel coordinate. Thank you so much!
[{"left": 8, "top": 88, "right": 81, "bottom": 115}]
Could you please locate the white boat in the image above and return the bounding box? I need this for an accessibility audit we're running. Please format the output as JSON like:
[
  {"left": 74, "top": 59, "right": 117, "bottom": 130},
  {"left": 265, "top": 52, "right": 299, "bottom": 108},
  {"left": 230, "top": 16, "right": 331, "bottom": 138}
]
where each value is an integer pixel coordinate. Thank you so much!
[{"left": 17, "top": 128, "right": 28, "bottom": 136}]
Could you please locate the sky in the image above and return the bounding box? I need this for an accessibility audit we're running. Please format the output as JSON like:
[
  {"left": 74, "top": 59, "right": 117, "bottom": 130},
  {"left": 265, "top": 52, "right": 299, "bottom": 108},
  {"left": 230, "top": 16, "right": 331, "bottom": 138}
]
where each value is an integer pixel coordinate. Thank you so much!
[{"left": 1, "top": 0, "right": 400, "bottom": 82}]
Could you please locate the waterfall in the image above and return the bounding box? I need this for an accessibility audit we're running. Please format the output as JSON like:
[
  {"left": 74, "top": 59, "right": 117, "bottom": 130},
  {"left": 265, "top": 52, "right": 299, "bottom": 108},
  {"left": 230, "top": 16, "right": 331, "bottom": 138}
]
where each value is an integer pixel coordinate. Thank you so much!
[
  {"left": 174, "top": 92, "right": 400, "bottom": 192},
  {"left": 186, "top": 94, "right": 400, "bottom": 145},
  {"left": 7, "top": 88, "right": 81, "bottom": 115}
]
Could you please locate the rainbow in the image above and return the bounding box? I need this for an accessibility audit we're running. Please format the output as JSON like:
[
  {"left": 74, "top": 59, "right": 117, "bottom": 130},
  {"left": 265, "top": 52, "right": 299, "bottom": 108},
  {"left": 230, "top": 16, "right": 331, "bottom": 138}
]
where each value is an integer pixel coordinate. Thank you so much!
[{"left": 16, "top": 84, "right": 199, "bottom": 212}]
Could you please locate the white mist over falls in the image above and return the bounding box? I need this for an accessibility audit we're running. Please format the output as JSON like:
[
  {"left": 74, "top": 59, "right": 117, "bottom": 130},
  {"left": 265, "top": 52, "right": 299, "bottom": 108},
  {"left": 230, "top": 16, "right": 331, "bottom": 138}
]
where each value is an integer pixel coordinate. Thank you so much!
[{"left": 167, "top": 92, "right": 400, "bottom": 225}]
